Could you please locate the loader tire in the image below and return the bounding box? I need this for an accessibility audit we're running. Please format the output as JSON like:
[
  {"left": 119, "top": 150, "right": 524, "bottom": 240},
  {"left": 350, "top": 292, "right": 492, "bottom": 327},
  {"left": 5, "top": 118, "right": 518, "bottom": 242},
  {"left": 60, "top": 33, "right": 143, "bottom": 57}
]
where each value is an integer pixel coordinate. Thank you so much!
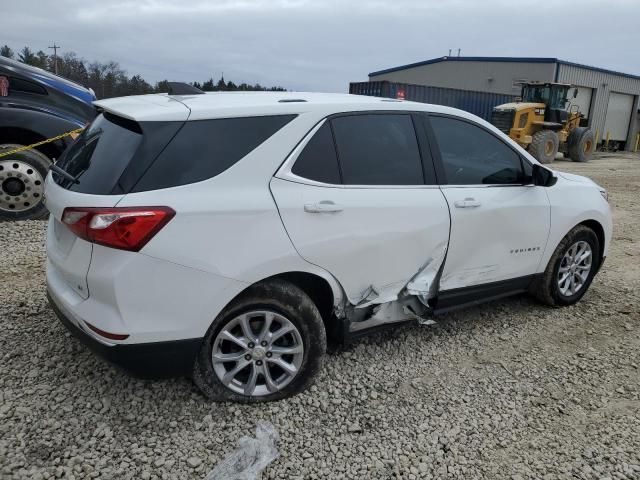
[
  {"left": 529, "top": 130, "right": 559, "bottom": 164},
  {"left": 567, "top": 127, "right": 594, "bottom": 162}
]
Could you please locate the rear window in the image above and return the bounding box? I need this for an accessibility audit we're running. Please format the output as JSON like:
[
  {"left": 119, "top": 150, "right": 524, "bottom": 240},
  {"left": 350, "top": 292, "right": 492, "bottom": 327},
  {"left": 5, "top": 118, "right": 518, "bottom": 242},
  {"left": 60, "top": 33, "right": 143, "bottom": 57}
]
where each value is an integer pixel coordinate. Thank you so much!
[
  {"left": 54, "top": 113, "right": 146, "bottom": 194},
  {"left": 54, "top": 113, "right": 295, "bottom": 194},
  {"left": 132, "top": 115, "right": 296, "bottom": 192}
]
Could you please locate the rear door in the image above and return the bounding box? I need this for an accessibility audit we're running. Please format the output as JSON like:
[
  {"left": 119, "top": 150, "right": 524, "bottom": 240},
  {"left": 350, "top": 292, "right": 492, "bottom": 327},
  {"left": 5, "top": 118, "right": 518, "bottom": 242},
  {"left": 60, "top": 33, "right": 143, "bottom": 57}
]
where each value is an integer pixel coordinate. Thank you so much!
[
  {"left": 271, "top": 112, "right": 451, "bottom": 304},
  {"left": 426, "top": 114, "right": 550, "bottom": 291}
]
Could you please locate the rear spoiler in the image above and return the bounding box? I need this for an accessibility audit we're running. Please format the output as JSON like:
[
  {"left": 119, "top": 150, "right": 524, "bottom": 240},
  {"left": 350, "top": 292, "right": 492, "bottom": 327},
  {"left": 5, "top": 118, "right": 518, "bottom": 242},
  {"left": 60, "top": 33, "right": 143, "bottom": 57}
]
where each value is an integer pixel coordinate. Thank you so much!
[
  {"left": 167, "top": 82, "right": 205, "bottom": 95},
  {"left": 93, "top": 94, "right": 191, "bottom": 122}
]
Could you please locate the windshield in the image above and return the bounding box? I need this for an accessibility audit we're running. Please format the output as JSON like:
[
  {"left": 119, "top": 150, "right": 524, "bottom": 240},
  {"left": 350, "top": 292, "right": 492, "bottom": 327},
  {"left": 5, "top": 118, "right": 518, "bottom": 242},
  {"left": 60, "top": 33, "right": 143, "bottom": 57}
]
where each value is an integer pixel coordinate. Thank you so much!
[
  {"left": 522, "top": 85, "right": 568, "bottom": 109},
  {"left": 522, "top": 85, "right": 549, "bottom": 104}
]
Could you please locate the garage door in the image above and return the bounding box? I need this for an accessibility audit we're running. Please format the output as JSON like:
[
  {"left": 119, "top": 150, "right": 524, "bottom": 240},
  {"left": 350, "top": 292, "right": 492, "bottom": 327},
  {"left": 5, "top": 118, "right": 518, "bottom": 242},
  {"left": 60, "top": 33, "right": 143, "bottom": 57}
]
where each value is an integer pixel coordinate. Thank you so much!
[
  {"left": 568, "top": 86, "right": 593, "bottom": 119},
  {"left": 604, "top": 92, "right": 634, "bottom": 142}
]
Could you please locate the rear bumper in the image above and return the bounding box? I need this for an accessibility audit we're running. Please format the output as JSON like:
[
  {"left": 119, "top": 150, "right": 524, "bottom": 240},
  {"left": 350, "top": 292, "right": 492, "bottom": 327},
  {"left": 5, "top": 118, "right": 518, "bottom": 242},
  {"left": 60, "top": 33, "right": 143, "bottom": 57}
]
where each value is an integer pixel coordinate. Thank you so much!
[{"left": 48, "top": 290, "right": 202, "bottom": 378}]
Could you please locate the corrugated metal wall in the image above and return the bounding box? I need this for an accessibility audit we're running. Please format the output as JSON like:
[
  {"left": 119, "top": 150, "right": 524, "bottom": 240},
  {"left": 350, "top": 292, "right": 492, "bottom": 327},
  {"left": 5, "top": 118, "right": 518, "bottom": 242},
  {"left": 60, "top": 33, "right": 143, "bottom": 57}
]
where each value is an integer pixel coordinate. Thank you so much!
[
  {"left": 557, "top": 63, "right": 640, "bottom": 147},
  {"left": 349, "top": 81, "right": 515, "bottom": 121}
]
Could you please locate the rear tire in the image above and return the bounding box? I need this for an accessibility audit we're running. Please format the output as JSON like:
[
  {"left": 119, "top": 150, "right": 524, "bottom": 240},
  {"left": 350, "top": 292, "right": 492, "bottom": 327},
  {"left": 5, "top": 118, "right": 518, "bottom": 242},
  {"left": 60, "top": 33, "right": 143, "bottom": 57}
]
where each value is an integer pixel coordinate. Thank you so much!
[
  {"left": 567, "top": 127, "right": 594, "bottom": 162},
  {"left": 529, "top": 130, "right": 559, "bottom": 164},
  {"left": 193, "top": 279, "right": 327, "bottom": 402},
  {"left": 530, "top": 225, "right": 600, "bottom": 307},
  {"left": 0, "top": 144, "right": 50, "bottom": 221}
]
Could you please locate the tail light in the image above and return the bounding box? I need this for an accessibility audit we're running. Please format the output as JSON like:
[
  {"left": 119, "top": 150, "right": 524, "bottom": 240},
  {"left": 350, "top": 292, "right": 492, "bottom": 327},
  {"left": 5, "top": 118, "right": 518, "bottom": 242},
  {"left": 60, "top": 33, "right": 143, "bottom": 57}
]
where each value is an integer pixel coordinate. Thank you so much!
[{"left": 62, "top": 206, "right": 175, "bottom": 252}]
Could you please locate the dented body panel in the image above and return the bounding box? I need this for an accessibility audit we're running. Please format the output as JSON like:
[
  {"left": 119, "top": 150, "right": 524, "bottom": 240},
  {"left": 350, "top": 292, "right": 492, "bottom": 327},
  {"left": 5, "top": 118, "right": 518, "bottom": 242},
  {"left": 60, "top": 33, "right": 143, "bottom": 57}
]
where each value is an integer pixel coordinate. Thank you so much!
[
  {"left": 269, "top": 179, "right": 451, "bottom": 307},
  {"left": 438, "top": 184, "right": 551, "bottom": 290}
]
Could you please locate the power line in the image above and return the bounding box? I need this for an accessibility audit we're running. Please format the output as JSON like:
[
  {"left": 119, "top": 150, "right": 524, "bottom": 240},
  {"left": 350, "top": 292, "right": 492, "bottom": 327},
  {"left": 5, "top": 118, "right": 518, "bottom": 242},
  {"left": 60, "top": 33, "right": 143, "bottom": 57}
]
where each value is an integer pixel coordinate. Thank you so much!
[{"left": 48, "top": 43, "right": 60, "bottom": 75}]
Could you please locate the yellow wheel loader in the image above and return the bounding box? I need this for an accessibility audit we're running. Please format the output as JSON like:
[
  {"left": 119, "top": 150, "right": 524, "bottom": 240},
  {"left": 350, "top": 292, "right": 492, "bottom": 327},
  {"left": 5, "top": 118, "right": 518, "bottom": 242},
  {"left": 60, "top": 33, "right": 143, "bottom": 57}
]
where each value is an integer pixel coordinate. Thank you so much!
[{"left": 491, "top": 82, "right": 594, "bottom": 163}]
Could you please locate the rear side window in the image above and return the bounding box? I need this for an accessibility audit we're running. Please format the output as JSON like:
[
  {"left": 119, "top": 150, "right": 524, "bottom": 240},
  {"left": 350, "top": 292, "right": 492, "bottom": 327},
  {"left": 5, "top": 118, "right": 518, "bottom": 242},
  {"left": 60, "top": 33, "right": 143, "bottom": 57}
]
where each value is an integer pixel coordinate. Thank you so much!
[
  {"left": 134, "top": 115, "right": 296, "bottom": 192},
  {"left": 430, "top": 116, "right": 523, "bottom": 185},
  {"left": 291, "top": 122, "right": 341, "bottom": 184},
  {"left": 331, "top": 114, "right": 424, "bottom": 185},
  {"left": 8, "top": 76, "right": 47, "bottom": 95}
]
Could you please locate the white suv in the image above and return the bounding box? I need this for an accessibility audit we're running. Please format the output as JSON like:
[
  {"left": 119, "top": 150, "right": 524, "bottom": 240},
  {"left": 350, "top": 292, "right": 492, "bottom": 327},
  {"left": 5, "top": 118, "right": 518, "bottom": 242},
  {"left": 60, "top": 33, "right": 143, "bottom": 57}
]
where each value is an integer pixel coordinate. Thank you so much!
[{"left": 45, "top": 91, "right": 612, "bottom": 402}]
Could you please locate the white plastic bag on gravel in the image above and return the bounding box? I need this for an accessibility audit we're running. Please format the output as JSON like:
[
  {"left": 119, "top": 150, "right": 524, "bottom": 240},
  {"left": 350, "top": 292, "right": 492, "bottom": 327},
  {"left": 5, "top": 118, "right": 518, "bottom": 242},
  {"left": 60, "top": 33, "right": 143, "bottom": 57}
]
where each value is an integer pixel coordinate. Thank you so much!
[{"left": 205, "top": 422, "right": 279, "bottom": 480}]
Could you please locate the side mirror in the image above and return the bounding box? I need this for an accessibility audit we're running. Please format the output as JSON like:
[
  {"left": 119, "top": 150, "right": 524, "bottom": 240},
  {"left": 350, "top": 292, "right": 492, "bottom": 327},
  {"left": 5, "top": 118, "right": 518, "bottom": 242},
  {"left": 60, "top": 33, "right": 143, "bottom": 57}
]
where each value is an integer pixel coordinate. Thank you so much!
[
  {"left": 573, "top": 89, "right": 578, "bottom": 98},
  {"left": 532, "top": 164, "right": 557, "bottom": 187}
]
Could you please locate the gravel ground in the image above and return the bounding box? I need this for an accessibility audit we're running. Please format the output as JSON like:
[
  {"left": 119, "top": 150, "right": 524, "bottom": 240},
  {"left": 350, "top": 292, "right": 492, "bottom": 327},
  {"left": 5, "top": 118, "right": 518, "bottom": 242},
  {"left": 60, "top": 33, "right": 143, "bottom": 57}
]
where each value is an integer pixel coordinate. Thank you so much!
[{"left": 1, "top": 152, "right": 639, "bottom": 480}]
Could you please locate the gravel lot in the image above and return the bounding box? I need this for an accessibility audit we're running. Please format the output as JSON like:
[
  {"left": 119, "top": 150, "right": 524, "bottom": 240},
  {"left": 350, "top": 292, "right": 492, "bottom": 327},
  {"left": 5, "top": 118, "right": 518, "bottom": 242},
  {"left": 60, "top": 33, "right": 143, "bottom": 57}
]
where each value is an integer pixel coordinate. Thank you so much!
[{"left": 1, "top": 153, "right": 639, "bottom": 480}]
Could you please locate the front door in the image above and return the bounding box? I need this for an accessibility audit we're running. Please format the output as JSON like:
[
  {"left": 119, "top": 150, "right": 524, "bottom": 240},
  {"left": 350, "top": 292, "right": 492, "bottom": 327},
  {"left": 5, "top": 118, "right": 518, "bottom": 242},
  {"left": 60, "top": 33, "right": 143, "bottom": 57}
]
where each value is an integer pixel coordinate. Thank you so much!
[
  {"left": 271, "top": 113, "right": 451, "bottom": 304},
  {"left": 427, "top": 114, "right": 551, "bottom": 291}
]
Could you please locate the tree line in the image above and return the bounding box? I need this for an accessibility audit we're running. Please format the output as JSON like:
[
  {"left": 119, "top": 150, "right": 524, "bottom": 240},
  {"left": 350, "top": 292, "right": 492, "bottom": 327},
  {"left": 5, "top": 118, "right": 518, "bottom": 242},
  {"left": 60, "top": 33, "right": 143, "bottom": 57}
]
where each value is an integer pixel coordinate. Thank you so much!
[{"left": 0, "top": 45, "right": 285, "bottom": 99}]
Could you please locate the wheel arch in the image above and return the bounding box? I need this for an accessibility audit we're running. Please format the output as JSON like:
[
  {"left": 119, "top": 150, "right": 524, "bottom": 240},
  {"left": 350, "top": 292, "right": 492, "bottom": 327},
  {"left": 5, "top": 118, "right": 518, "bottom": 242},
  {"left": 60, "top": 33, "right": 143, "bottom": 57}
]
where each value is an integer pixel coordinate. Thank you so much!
[
  {"left": 225, "top": 269, "right": 346, "bottom": 342},
  {"left": 0, "top": 106, "right": 82, "bottom": 160},
  {"left": 579, "top": 219, "right": 605, "bottom": 265},
  {"left": 0, "top": 126, "right": 60, "bottom": 161}
]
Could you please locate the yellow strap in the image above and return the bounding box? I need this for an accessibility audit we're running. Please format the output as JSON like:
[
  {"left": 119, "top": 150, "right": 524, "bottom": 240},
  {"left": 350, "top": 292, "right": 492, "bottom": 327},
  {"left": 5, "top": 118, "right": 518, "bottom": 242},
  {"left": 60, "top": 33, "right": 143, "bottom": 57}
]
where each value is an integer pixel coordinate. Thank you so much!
[{"left": 0, "top": 128, "right": 85, "bottom": 159}]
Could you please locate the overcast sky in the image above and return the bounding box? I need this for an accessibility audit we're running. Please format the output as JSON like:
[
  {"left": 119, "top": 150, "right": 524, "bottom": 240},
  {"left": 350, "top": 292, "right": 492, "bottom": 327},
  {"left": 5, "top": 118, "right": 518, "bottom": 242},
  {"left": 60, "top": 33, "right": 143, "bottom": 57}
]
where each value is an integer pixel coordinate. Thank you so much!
[{"left": 3, "top": 0, "right": 639, "bottom": 92}]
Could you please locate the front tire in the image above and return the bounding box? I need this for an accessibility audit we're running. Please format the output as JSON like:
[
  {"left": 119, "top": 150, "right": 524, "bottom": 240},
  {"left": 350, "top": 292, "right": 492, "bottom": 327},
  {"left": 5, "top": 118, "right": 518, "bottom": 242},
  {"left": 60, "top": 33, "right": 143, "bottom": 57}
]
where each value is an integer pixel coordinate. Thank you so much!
[
  {"left": 567, "top": 127, "right": 594, "bottom": 162},
  {"left": 529, "top": 130, "right": 559, "bottom": 164},
  {"left": 530, "top": 225, "right": 600, "bottom": 306},
  {"left": 0, "top": 145, "right": 50, "bottom": 221},
  {"left": 193, "top": 279, "right": 327, "bottom": 402}
]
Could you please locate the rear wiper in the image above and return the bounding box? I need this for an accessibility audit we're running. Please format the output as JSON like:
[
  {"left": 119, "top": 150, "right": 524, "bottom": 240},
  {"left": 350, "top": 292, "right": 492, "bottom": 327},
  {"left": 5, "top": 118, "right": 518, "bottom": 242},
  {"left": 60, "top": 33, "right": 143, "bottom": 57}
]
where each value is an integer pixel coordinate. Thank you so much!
[{"left": 50, "top": 164, "right": 80, "bottom": 184}]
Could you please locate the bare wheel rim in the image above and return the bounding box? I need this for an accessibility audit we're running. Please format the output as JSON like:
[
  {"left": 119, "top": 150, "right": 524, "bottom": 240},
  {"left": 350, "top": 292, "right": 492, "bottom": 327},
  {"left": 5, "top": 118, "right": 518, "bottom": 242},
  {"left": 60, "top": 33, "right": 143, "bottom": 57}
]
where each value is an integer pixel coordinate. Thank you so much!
[
  {"left": 211, "top": 310, "right": 304, "bottom": 397},
  {"left": 545, "top": 140, "right": 554, "bottom": 156},
  {"left": 557, "top": 240, "right": 593, "bottom": 296},
  {"left": 0, "top": 159, "right": 44, "bottom": 213}
]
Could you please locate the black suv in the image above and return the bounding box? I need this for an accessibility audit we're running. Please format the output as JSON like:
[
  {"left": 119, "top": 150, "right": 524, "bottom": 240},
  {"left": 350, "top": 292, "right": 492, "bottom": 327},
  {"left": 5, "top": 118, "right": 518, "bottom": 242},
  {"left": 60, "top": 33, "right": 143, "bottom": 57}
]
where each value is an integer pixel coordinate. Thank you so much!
[{"left": 0, "top": 56, "right": 96, "bottom": 220}]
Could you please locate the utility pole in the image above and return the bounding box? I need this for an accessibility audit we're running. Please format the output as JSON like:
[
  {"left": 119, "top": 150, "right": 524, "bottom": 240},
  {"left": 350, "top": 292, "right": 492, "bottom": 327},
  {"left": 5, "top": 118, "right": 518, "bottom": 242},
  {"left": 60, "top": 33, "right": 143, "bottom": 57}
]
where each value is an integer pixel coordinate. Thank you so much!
[{"left": 48, "top": 43, "right": 60, "bottom": 74}]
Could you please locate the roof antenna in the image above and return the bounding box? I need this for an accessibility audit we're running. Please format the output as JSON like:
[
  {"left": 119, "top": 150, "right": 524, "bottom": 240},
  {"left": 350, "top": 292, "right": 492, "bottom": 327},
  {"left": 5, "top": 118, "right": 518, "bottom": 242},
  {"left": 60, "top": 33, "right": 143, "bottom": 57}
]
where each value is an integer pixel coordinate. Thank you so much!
[{"left": 457, "top": 48, "right": 461, "bottom": 57}]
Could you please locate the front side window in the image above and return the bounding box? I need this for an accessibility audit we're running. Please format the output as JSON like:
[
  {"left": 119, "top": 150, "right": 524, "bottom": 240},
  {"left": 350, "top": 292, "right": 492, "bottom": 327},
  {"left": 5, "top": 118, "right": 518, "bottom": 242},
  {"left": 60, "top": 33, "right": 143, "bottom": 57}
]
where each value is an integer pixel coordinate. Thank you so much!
[
  {"left": 430, "top": 116, "right": 523, "bottom": 185},
  {"left": 548, "top": 86, "right": 569, "bottom": 110},
  {"left": 331, "top": 114, "right": 424, "bottom": 185}
]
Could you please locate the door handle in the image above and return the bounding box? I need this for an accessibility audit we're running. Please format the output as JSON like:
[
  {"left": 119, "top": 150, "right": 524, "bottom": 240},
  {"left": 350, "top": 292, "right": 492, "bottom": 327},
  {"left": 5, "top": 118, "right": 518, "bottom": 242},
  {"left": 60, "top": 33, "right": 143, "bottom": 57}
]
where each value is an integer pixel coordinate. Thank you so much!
[
  {"left": 454, "top": 197, "right": 481, "bottom": 208},
  {"left": 304, "top": 200, "right": 344, "bottom": 213}
]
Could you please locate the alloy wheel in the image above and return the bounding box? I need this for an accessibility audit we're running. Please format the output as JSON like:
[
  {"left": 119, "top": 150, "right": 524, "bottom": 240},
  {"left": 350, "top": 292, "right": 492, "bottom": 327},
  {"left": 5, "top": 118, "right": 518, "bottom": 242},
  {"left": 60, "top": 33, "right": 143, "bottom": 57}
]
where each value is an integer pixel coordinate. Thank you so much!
[
  {"left": 557, "top": 240, "right": 593, "bottom": 296},
  {"left": 211, "top": 310, "right": 304, "bottom": 397}
]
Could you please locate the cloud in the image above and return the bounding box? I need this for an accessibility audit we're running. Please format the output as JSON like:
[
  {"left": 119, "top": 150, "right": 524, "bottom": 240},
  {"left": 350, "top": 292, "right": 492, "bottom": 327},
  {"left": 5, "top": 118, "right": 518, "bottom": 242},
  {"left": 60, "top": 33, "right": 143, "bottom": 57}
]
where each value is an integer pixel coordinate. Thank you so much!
[{"left": 2, "top": 0, "right": 639, "bottom": 92}]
